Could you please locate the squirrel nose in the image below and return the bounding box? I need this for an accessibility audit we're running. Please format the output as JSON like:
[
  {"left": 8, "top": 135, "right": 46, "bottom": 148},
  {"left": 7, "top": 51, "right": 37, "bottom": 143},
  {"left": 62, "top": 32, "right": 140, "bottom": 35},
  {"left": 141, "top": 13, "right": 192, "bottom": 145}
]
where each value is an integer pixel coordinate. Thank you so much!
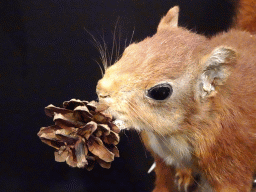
[{"left": 96, "top": 79, "right": 111, "bottom": 99}]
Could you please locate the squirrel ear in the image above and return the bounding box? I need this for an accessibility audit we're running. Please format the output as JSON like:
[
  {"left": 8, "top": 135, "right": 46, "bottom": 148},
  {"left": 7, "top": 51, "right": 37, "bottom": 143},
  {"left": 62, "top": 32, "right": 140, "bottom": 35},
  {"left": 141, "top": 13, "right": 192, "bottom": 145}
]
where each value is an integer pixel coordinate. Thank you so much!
[
  {"left": 197, "top": 47, "right": 237, "bottom": 99},
  {"left": 157, "top": 6, "right": 179, "bottom": 32}
]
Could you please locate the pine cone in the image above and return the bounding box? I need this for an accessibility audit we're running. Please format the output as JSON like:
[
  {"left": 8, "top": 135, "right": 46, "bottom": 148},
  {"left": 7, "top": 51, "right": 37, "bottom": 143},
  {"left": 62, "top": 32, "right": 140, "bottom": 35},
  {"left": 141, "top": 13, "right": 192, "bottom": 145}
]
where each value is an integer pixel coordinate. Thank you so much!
[{"left": 38, "top": 99, "right": 120, "bottom": 170}]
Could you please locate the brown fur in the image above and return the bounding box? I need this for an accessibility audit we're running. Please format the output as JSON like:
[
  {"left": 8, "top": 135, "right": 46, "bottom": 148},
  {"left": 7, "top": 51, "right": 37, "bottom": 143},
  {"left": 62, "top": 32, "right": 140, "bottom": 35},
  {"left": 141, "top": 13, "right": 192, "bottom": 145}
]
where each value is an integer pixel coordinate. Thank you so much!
[
  {"left": 97, "top": 6, "right": 256, "bottom": 192},
  {"left": 236, "top": 0, "right": 256, "bottom": 33},
  {"left": 153, "top": 155, "right": 178, "bottom": 192}
]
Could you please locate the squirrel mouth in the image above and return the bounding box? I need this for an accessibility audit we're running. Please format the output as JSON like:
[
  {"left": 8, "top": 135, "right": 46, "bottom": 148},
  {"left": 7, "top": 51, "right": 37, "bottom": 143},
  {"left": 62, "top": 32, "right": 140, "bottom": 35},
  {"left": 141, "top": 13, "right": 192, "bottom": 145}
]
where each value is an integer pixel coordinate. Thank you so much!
[
  {"left": 103, "top": 106, "right": 130, "bottom": 130},
  {"left": 109, "top": 111, "right": 130, "bottom": 130}
]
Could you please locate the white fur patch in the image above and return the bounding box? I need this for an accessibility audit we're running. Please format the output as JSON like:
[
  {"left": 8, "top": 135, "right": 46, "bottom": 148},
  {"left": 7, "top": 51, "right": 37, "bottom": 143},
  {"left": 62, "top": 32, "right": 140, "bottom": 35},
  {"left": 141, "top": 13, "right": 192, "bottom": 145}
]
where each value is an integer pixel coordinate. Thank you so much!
[
  {"left": 113, "top": 119, "right": 127, "bottom": 130},
  {"left": 146, "top": 132, "right": 192, "bottom": 168}
]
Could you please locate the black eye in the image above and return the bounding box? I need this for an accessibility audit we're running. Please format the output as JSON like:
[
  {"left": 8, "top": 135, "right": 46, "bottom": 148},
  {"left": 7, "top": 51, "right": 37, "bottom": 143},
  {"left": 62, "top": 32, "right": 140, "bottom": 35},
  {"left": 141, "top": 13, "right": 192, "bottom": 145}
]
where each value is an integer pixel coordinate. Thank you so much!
[{"left": 146, "top": 83, "right": 173, "bottom": 100}]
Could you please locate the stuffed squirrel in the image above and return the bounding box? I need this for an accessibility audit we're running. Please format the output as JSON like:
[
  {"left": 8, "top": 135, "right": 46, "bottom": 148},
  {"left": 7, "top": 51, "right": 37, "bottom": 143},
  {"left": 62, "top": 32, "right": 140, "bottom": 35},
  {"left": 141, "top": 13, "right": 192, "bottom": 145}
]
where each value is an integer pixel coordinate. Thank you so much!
[{"left": 96, "top": 4, "right": 256, "bottom": 192}]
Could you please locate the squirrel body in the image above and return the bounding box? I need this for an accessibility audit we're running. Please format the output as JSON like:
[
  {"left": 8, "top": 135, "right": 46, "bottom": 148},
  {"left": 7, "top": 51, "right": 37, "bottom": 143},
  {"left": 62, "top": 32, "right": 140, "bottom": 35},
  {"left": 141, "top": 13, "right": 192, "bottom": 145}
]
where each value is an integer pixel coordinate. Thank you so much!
[{"left": 97, "top": 5, "right": 256, "bottom": 192}]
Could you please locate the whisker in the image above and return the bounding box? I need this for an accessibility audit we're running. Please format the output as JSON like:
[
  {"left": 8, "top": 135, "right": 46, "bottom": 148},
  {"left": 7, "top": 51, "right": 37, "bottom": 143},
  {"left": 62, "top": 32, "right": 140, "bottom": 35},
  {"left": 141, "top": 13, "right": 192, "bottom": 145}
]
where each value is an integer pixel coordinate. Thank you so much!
[
  {"left": 99, "top": 29, "right": 109, "bottom": 70},
  {"left": 114, "top": 19, "right": 119, "bottom": 63},
  {"left": 119, "top": 130, "right": 134, "bottom": 151},
  {"left": 126, "top": 102, "right": 174, "bottom": 160},
  {"left": 129, "top": 27, "right": 135, "bottom": 46},
  {"left": 124, "top": 34, "right": 128, "bottom": 50},
  {"left": 126, "top": 100, "right": 155, "bottom": 132},
  {"left": 122, "top": 129, "right": 129, "bottom": 139},
  {"left": 93, "top": 59, "right": 104, "bottom": 78},
  {"left": 89, "top": 39, "right": 106, "bottom": 73},
  {"left": 84, "top": 28, "right": 107, "bottom": 73},
  {"left": 110, "top": 18, "right": 120, "bottom": 67},
  {"left": 85, "top": 21, "right": 135, "bottom": 72},
  {"left": 95, "top": 30, "right": 108, "bottom": 71},
  {"left": 116, "top": 24, "right": 122, "bottom": 63},
  {"left": 117, "top": 99, "right": 149, "bottom": 158}
]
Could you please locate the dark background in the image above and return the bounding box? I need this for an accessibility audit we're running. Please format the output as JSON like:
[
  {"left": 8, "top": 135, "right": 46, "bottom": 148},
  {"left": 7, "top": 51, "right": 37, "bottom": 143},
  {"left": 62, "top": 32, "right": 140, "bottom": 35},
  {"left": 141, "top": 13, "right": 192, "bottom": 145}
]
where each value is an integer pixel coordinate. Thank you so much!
[{"left": 1, "top": 0, "right": 238, "bottom": 191}]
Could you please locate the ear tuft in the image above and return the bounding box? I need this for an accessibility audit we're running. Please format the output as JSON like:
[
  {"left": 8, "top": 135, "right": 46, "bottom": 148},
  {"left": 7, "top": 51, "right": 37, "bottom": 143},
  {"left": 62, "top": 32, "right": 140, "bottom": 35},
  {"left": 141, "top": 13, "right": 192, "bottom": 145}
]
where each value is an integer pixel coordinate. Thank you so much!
[
  {"left": 205, "top": 47, "right": 237, "bottom": 68},
  {"left": 198, "top": 47, "right": 237, "bottom": 99},
  {"left": 157, "top": 6, "right": 179, "bottom": 32}
]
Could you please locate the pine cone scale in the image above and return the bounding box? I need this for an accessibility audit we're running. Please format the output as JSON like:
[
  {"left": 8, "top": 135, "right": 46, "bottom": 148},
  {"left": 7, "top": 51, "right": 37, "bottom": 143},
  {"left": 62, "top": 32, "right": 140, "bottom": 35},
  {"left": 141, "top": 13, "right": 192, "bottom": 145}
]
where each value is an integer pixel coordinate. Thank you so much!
[{"left": 87, "top": 135, "right": 115, "bottom": 162}]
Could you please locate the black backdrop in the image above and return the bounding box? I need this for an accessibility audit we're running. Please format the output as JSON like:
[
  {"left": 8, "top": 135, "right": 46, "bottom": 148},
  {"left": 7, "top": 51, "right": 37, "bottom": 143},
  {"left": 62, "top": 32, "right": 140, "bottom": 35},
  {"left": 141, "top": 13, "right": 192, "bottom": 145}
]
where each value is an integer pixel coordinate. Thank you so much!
[{"left": 1, "top": 0, "right": 237, "bottom": 191}]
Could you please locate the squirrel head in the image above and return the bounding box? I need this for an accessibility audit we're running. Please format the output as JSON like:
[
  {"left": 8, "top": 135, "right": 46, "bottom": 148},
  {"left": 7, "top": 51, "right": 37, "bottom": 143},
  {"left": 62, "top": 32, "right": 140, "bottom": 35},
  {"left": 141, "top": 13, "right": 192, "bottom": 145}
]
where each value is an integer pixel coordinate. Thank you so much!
[{"left": 96, "top": 6, "right": 237, "bottom": 135}]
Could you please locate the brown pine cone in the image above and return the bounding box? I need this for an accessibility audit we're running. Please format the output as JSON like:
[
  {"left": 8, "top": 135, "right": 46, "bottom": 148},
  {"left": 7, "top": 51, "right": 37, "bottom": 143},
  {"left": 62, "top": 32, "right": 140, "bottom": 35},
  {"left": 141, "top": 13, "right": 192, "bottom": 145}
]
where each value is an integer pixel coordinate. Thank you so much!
[{"left": 38, "top": 99, "right": 120, "bottom": 170}]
